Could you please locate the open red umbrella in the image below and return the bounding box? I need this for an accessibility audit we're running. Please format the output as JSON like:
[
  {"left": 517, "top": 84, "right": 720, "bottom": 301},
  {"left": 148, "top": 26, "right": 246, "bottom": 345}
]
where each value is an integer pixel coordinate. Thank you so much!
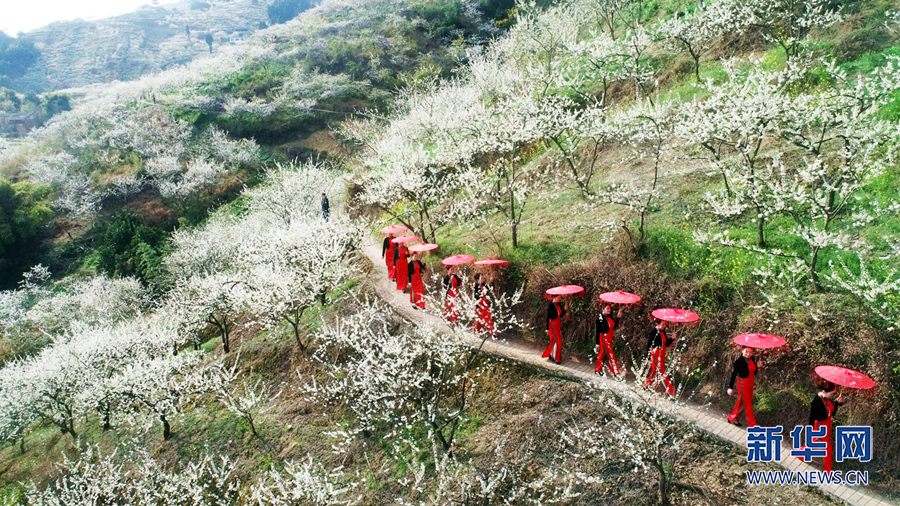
[
  {"left": 545, "top": 285, "right": 585, "bottom": 300},
  {"left": 599, "top": 291, "right": 641, "bottom": 309},
  {"left": 380, "top": 224, "right": 408, "bottom": 235},
  {"left": 473, "top": 257, "right": 509, "bottom": 269},
  {"left": 814, "top": 366, "right": 876, "bottom": 397},
  {"left": 442, "top": 254, "right": 475, "bottom": 266},
  {"left": 391, "top": 235, "right": 419, "bottom": 244},
  {"left": 732, "top": 333, "right": 787, "bottom": 354},
  {"left": 408, "top": 243, "right": 438, "bottom": 253},
  {"left": 651, "top": 308, "right": 700, "bottom": 329}
]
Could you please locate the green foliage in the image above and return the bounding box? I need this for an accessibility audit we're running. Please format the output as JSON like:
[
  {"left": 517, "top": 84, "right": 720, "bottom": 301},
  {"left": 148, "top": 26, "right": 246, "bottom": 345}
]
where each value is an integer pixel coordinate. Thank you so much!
[
  {"left": 40, "top": 93, "right": 71, "bottom": 117},
  {"left": 0, "top": 32, "right": 40, "bottom": 86},
  {"left": 221, "top": 62, "right": 294, "bottom": 99},
  {"left": 93, "top": 212, "right": 170, "bottom": 286},
  {"left": 0, "top": 179, "right": 54, "bottom": 288},
  {"left": 268, "top": 0, "right": 319, "bottom": 25}
]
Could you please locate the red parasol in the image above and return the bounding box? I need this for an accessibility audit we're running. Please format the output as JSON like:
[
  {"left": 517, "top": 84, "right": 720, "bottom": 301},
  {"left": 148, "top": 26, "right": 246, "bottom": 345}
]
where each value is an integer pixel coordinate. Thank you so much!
[
  {"left": 473, "top": 257, "right": 509, "bottom": 269},
  {"left": 545, "top": 285, "right": 585, "bottom": 300},
  {"left": 814, "top": 366, "right": 876, "bottom": 397},
  {"left": 599, "top": 291, "right": 642, "bottom": 309},
  {"left": 442, "top": 254, "right": 475, "bottom": 266},
  {"left": 651, "top": 308, "right": 700, "bottom": 329},
  {"left": 380, "top": 224, "right": 408, "bottom": 235},
  {"left": 732, "top": 333, "right": 787, "bottom": 354},
  {"left": 408, "top": 243, "right": 439, "bottom": 253},
  {"left": 391, "top": 235, "right": 419, "bottom": 244}
]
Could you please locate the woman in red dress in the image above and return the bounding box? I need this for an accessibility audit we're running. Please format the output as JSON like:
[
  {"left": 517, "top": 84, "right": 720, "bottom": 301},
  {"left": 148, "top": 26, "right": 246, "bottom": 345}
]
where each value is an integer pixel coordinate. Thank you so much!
[
  {"left": 542, "top": 294, "right": 569, "bottom": 364},
  {"left": 383, "top": 233, "right": 396, "bottom": 280},
  {"left": 473, "top": 273, "right": 495, "bottom": 336},
  {"left": 395, "top": 242, "right": 410, "bottom": 291},
  {"left": 595, "top": 304, "right": 623, "bottom": 375},
  {"left": 442, "top": 265, "right": 461, "bottom": 324},
  {"left": 809, "top": 381, "right": 844, "bottom": 474},
  {"left": 727, "top": 346, "right": 759, "bottom": 427},
  {"left": 408, "top": 252, "right": 426, "bottom": 309},
  {"left": 644, "top": 318, "right": 676, "bottom": 397}
]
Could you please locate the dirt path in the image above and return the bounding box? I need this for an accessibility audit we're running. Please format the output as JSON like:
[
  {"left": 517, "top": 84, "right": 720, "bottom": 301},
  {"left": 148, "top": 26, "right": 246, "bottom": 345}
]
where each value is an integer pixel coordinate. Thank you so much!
[{"left": 361, "top": 236, "right": 896, "bottom": 506}]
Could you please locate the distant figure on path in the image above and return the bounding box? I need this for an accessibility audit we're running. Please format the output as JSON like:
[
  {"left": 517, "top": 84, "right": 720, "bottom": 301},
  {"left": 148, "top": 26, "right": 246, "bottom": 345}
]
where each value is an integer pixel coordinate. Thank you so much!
[
  {"left": 644, "top": 318, "right": 676, "bottom": 396},
  {"left": 727, "top": 346, "right": 759, "bottom": 427},
  {"left": 595, "top": 304, "right": 624, "bottom": 375},
  {"left": 442, "top": 265, "right": 461, "bottom": 324},
  {"left": 408, "top": 252, "right": 426, "bottom": 309},
  {"left": 542, "top": 294, "right": 568, "bottom": 364},
  {"left": 321, "top": 192, "right": 330, "bottom": 221}
]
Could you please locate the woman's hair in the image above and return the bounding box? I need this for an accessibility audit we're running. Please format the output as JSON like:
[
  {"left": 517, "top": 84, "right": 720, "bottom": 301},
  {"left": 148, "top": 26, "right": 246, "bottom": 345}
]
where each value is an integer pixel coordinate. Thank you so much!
[
  {"left": 474, "top": 273, "right": 483, "bottom": 282},
  {"left": 819, "top": 381, "right": 837, "bottom": 393}
]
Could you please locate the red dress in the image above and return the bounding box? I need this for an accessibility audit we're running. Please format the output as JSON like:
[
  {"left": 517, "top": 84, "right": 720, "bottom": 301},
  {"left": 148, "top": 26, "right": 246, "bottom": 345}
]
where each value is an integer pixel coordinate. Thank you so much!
[
  {"left": 395, "top": 246, "right": 409, "bottom": 291},
  {"left": 542, "top": 302, "right": 567, "bottom": 363},
  {"left": 409, "top": 261, "right": 425, "bottom": 308},
  {"left": 384, "top": 238, "right": 396, "bottom": 280},
  {"left": 473, "top": 283, "right": 495, "bottom": 336},
  {"left": 810, "top": 396, "right": 839, "bottom": 473},
  {"left": 728, "top": 357, "right": 757, "bottom": 427},
  {"left": 443, "top": 274, "right": 460, "bottom": 324},
  {"left": 644, "top": 329, "right": 675, "bottom": 396},
  {"left": 595, "top": 314, "right": 620, "bottom": 375}
]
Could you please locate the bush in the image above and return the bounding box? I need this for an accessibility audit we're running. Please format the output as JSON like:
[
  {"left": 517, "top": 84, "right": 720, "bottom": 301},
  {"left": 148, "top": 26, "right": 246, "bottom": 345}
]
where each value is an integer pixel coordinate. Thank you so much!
[
  {"left": 267, "top": 0, "right": 318, "bottom": 25},
  {"left": 94, "top": 212, "right": 169, "bottom": 286}
]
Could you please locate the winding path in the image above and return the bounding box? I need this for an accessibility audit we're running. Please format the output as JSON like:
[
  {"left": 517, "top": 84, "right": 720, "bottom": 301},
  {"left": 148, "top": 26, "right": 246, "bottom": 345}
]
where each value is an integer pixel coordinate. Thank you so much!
[{"left": 361, "top": 237, "right": 896, "bottom": 506}]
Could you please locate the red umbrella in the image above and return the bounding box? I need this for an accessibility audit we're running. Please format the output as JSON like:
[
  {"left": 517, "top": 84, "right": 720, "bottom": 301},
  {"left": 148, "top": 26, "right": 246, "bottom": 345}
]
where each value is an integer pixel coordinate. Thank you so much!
[
  {"left": 545, "top": 285, "right": 585, "bottom": 300},
  {"left": 442, "top": 254, "right": 475, "bottom": 266},
  {"left": 391, "top": 235, "right": 419, "bottom": 244},
  {"left": 814, "top": 366, "right": 876, "bottom": 397},
  {"left": 651, "top": 308, "right": 700, "bottom": 329},
  {"left": 409, "top": 243, "right": 438, "bottom": 253},
  {"left": 599, "top": 291, "right": 641, "bottom": 309},
  {"left": 732, "top": 333, "right": 787, "bottom": 354},
  {"left": 473, "top": 257, "right": 509, "bottom": 269},
  {"left": 380, "top": 225, "right": 408, "bottom": 235}
]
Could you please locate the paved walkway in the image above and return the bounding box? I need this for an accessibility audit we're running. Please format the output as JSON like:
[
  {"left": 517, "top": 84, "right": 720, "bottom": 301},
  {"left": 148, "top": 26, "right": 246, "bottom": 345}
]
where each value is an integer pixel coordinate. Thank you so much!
[{"left": 362, "top": 238, "right": 896, "bottom": 506}]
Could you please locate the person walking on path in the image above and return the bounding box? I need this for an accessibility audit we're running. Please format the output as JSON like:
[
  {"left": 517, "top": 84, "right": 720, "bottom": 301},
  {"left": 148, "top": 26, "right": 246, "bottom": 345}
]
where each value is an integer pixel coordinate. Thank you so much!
[
  {"left": 442, "top": 265, "right": 461, "bottom": 324},
  {"left": 644, "top": 318, "right": 676, "bottom": 396},
  {"left": 408, "top": 252, "right": 426, "bottom": 309},
  {"left": 383, "top": 234, "right": 396, "bottom": 280},
  {"left": 809, "top": 382, "right": 844, "bottom": 474},
  {"left": 595, "top": 304, "right": 624, "bottom": 375},
  {"left": 473, "top": 273, "right": 495, "bottom": 336},
  {"left": 727, "top": 346, "right": 759, "bottom": 427},
  {"left": 542, "top": 294, "right": 569, "bottom": 364},
  {"left": 395, "top": 241, "right": 410, "bottom": 292},
  {"left": 321, "top": 192, "right": 330, "bottom": 221}
]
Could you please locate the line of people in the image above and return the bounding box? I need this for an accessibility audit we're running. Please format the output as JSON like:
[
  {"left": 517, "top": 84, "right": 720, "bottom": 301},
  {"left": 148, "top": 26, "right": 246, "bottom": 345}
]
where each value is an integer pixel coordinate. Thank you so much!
[{"left": 381, "top": 233, "right": 857, "bottom": 474}]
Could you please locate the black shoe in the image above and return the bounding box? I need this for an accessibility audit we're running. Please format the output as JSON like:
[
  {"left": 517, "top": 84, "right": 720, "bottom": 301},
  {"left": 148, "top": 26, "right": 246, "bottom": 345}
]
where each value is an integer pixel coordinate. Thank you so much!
[{"left": 728, "top": 418, "right": 742, "bottom": 428}]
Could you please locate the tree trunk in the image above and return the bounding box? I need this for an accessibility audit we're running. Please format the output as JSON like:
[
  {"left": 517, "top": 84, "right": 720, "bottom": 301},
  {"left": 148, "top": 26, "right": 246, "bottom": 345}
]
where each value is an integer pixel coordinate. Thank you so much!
[
  {"left": 101, "top": 400, "right": 111, "bottom": 431},
  {"left": 810, "top": 248, "right": 821, "bottom": 293},
  {"left": 162, "top": 415, "right": 171, "bottom": 440},
  {"left": 756, "top": 209, "right": 766, "bottom": 248}
]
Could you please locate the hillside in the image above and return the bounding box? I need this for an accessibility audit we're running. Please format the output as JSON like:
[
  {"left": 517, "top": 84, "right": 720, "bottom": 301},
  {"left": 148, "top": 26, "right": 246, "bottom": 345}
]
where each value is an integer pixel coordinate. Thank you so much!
[
  {"left": 1, "top": 0, "right": 900, "bottom": 503},
  {"left": 8, "top": 0, "right": 268, "bottom": 93}
]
